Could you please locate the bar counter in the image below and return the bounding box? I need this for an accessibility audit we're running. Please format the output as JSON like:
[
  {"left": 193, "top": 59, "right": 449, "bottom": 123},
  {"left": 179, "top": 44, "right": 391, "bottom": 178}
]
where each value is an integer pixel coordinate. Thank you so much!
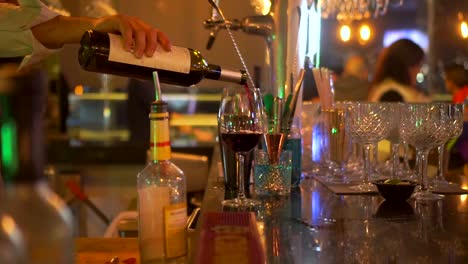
[
  {"left": 75, "top": 165, "right": 468, "bottom": 263},
  {"left": 195, "top": 165, "right": 468, "bottom": 263},
  {"left": 75, "top": 238, "right": 138, "bottom": 264}
]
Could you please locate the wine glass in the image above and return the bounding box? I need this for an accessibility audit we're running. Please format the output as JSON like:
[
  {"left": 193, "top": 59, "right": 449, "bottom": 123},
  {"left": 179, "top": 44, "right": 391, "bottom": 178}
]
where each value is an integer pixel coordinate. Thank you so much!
[
  {"left": 385, "top": 102, "right": 405, "bottom": 180},
  {"left": 218, "top": 87, "right": 264, "bottom": 208},
  {"left": 400, "top": 103, "right": 445, "bottom": 201},
  {"left": 347, "top": 102, "right": 391, "bottom": 192},
  {"left": 433, "top": 103, "right": 464, "bottom": 187}
]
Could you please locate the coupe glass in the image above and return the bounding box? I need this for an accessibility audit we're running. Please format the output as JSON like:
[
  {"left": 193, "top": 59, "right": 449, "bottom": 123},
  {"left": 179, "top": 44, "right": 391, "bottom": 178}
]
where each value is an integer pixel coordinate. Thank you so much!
[
  {"left": 347, "top": 102, "right": 391, "bottom": 191},
  {"left": 218, "top": 87, "right": 264, "bottom": 208},
  {"left": 400, "top": 103, "right": 445, "bottom": 201},
  {"left": 433, "top": 103, "right": 464, "bottom": 187}
]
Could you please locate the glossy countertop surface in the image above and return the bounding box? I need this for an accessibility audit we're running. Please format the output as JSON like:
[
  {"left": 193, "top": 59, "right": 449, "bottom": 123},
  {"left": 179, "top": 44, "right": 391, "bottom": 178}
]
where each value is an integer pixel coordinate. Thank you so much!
[{"left": 197, "top": 166, "right": 468, "bottom": 263}]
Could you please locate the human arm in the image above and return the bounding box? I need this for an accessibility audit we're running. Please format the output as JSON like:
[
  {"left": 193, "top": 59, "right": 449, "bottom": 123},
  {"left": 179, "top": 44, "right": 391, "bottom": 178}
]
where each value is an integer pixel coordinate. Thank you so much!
[
  {"left": 31, "top": 14, "right": 172, "bottom": 58},
  {"left": 1, "top": 0, "right": 171, "bottom": 65}
]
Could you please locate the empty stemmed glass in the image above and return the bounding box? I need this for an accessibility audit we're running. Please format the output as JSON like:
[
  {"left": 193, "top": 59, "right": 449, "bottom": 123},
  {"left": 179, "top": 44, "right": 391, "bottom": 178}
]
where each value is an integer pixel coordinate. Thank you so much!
[
  {"left": 433, "top": 103, "right": 464, "bottom": 187},
  {"left": 385, "top": 102, "right": 405, "bottom": 180},
  {"left": 347, "top": 102, "right": 391, "bottom": 191},
  {"left": 218, "top": 87, "right": 264, "bottom": 208},
  {"left": 400, "top": 103, "right": 445, "bottom": 201}
]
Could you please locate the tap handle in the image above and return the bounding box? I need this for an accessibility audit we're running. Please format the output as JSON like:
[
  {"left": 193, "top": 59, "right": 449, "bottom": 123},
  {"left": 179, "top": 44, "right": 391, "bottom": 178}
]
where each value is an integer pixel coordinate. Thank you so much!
[
  {"left": 206, "top": 29, "right": 217, "bottom": 50},
  {"left": 208, "top": 0, "right": 226, "bottom": 21}
]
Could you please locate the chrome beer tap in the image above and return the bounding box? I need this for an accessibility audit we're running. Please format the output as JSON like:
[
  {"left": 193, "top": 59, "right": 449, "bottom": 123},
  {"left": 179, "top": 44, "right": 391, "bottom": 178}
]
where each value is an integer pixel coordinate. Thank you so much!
[{"left": 203, "top": 0, "right": 315, "bottom": 99}]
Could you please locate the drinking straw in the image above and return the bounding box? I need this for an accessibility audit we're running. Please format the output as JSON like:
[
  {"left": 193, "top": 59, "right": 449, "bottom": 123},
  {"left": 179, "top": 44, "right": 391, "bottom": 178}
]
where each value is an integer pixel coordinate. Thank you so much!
[
  {"left": 153, "top": 71, "right": 162, "bottom": 101},
  {"left": 312, "top": 68, "right": 334, "bottom": 110},
  {"left": 264, "top": 93, "right": 274, "bottom": 119},
  {"left": 282, "top": 69, "right": 305, "bottom": 132},
  {"left": 273, "top": 97, "right": 283, "bottom": 133}
]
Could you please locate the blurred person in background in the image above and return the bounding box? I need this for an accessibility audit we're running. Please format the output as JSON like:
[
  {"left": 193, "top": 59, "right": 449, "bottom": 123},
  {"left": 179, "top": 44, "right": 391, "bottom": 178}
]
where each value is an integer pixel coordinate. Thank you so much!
[
  {"left": 444, "top": 63, "right": 468, "bottom": 164},
  {"left": 368, "top": 38, "right": 430, "bottom": 103},
  {"left": 444, "top": 63, "right": 468, "bottom": 104},
  {"left": 333, "top": 54, "right": 369, "bottom": 101}
]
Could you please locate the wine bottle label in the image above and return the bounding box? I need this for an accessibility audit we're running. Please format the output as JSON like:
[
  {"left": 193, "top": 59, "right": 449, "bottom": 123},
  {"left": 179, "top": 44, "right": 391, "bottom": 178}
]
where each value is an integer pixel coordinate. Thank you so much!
[
  {"left": 150, "top": 112, "right": 171, "bottom": 161},
  {"left": 164, "top": 203, "right": 187, "bottom": 258},
  {"left": 108, "top": 33, "right": 191, "bottom": 74},
  {"left": 138, "top": 186, "right": 171, "bottom": 260}
]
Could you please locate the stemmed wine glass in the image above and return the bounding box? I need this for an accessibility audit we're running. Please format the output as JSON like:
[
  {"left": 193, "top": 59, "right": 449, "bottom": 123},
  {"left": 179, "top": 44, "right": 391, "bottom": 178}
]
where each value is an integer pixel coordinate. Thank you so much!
[
  {"left": 218, "top": 87, "right": 264, "bottom": 208},
  {"left": 347, "top": 102, "right": 391, "bottom": 192},
  {"left": 400, "top": 103, "right": 445, "bottom": 201},
  {"left": 433, "top": 103, "right": 464, "bottom": 187},
  {"left": 385, "top": 102, "right": 404, "bottom": 180}
]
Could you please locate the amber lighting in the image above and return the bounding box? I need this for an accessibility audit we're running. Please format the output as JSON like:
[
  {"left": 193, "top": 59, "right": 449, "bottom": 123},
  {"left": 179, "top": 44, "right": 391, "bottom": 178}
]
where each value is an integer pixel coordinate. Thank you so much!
[
  {"left": 461, "top": 21, "right": 468, "bottom": 39},
  {"left": 250, "top": 0, "right": 272, "bottom": 16},
  {"left": 1, "top": 215, "right": 16, "bottom": 234},
  {"left": 74, "top": 85, "right": 84, "bottom": 95},
  {"left": 461, "top": 184, "right": 468, "bottom": 203},
  {"left": 359, "top": 24, "right": 372, "bottom": 42},
  {"left": 339, "top": 25, "right": 351, "bottom": 42}
]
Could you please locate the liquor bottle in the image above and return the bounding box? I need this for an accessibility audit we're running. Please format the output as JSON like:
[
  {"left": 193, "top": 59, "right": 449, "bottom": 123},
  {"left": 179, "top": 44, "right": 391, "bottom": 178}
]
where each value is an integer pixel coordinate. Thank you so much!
[
  {"left": 0, "top": 67, "right": 74, "bottom": 263},
  {"left": 137, "top": 72, "right": 187, "bottom": 263},
  {"left": 78, "top": 30, "right": 248, "bottom": 86}
]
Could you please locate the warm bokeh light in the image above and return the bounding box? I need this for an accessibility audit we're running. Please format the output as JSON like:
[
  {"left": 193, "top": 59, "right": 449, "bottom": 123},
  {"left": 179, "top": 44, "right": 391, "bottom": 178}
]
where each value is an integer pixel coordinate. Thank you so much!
[
  {"left": 250, "top": 0, "right": 271, "bottom": 15},
  {"left": 461, "top": 184, "right": 468, "bottom": 203},
  {"left": 359, "top": 24, "right": 371, "bottom": 42},
  {"left": 416, "top": 73, "right": 424, "bottom": 83},
  {"left": 461, "top": 21, "right": 468, "bottom": 39},
  {"left": 74, "top": 85, "right": 84, "bottom": 95},
  {"left": 339, "top": 25, "right": 351, "bottom": 42},
  {"left": 461, "top": 194, "right": 467, "bottom": 203}
]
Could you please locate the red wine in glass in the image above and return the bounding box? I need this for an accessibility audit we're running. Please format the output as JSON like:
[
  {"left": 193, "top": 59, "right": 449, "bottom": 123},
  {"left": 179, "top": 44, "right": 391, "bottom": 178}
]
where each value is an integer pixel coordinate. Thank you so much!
[{"left": 221, "top": 132, "right": 262, "bottom": 152}]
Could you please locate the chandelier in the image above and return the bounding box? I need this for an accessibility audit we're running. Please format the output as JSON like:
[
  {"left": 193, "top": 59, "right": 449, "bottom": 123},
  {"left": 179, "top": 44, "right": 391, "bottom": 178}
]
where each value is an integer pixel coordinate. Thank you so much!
[{"left": 319, "top": 0, "right": 405, "bottom": 20}]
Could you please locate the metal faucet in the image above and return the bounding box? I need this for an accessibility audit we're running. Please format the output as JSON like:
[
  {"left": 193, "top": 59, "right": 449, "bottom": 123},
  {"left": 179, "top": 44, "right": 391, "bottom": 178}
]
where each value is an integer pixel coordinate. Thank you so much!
[
  {"left": 204, "top": 15, "right": 273, "bottom": 49},
  {"left": 204, "top": 0, "right": 314, "bottom": 99}
]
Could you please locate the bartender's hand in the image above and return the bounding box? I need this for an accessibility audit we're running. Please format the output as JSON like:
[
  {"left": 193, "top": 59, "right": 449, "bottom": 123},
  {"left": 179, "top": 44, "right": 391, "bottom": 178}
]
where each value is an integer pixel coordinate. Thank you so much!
[
  {"left": 32, "top": 14, "right": 172, "bottom": 58},
  {"left": 92, "top": 15, "right": 172, "bottom": 58}
]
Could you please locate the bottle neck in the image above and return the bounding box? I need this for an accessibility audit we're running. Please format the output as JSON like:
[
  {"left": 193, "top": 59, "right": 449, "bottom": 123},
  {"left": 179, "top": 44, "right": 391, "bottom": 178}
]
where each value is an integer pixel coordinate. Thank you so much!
[
  {"left": 205, "top": 64, "right": 247, "bottom": 85},
  {"left": 149, "top": 111, "right": 171, "bottom": 161}
]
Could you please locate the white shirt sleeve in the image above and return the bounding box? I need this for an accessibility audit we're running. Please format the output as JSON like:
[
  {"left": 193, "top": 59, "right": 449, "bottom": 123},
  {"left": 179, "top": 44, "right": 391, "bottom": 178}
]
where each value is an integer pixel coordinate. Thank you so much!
[
  {"left": 18, "top": 2, "right": 62, "bottom": 70},
  {"left": 0, "top": 1, "right": 61, "bottom": 69}
]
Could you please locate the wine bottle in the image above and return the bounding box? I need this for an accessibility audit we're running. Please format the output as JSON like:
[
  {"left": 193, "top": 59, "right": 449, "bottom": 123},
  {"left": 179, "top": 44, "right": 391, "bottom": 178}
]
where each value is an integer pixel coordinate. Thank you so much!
[
  {"left": 78, "top": 30, "right": 248, "bottom": 86},
  {"left": 137, "top": 72, "right": 187, "bottom": 263},
  {"left": 0, "top": 67, "right": 74, "bottom": 263}
]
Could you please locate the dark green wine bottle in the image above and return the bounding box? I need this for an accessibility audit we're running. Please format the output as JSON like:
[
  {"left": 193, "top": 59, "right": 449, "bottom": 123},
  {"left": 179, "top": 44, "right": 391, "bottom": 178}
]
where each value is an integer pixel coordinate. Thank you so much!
[{"left": 78, "top": 30, "right": 248, "bottom": 86}]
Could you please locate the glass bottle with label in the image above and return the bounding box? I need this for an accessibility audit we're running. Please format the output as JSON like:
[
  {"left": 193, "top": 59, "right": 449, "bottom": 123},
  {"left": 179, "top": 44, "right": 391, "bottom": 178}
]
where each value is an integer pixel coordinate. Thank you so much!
[
  {"left": 137, "top": 72, "right": 187, "bottom": 263},
  {"left": 79, "top": 30, "right": 248, "bottom": 86}
]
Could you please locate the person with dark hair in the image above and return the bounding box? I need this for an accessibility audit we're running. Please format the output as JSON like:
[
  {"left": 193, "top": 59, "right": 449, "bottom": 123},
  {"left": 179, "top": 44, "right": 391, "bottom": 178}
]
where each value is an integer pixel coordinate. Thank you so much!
[
  {"left": 444, "top": 63, "right": 468, "bottom": 103},
  {"left": 368, "top": 39, "right": 430, "bottom": 102}
]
